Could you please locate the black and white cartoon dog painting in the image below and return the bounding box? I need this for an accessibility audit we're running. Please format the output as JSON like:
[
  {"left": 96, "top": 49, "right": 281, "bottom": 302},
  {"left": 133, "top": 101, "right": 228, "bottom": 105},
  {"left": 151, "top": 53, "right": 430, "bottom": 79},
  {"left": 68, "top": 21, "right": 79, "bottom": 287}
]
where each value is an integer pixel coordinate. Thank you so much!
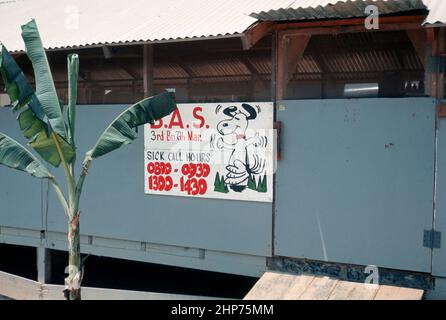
[{"left": 212, "top": 104, "right": 268, "bottom": 193}]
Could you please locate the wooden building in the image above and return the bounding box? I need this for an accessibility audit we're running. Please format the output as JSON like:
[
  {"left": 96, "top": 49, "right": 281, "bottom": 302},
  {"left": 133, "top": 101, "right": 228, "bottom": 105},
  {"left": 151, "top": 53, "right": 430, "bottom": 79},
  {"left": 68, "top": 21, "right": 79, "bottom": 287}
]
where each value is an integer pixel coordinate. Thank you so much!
[{"left": 1, "top": 0, "right": 446, "bottom": 299}]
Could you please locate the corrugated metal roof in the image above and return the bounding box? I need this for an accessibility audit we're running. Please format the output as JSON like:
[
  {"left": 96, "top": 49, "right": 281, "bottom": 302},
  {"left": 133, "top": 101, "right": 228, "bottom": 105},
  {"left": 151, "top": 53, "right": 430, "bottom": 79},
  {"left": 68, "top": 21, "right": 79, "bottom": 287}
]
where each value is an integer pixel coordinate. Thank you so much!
[
  {"left": 250, "top": 0, "right": 445, "bottom": 26},
  {"left": 251, "top": 0, "right": 425, "bottom": 20},
  {"left": 0, "top": 0, "right": 444, "bottom": 53},
  {"left": 0, "top": 0, "right": 295, "bottom": 52},
  {"left": 423, "top": 0, "right": 446, "bottom": 25}
]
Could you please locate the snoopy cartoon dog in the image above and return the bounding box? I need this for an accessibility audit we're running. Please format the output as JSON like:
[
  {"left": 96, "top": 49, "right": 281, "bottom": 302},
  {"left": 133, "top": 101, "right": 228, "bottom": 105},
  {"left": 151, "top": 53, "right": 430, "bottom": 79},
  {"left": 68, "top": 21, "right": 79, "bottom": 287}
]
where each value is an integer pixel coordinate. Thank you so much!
[{"left": 215, "top": 104, "right": 266, "bottom": 192}]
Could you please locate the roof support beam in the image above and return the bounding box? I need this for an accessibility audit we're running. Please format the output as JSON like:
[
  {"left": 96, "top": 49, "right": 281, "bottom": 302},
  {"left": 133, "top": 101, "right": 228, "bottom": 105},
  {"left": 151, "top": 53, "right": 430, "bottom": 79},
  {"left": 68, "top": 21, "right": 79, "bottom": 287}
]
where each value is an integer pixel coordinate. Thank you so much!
[
  {"left": 178, "top": 62, "right": 195, "bottom": 78},
  {"left": 241, "top": 21, "right": 274, "bottom": 50},
  {"left": 116, "top": 62, "right": 140, "bottom": 80},
  {"left": 239, "top": 57, "right": 259, "bottom": 76},
  {"left": 275, "top": 33, "right": 311, "bottom": 100},
  {"left": 143, "top": 43, "right": 154, "bottom": 97},
  {"left": 276, "top": 22, "right": 423, "bottom": 37},
  {"left": 407, "top": 30, "right": 427, "bottom": 68},
  {"left": 274, "top": 15, "right": 425, "bottom": 32},
  {"left": 102, "top": 46, "right": 114, "bottom": 59}
]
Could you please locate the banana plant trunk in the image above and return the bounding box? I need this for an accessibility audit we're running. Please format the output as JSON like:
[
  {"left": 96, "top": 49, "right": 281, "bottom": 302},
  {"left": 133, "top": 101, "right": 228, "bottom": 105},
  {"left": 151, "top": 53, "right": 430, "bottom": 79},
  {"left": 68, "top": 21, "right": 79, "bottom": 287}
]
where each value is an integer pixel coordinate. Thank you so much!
[
  {"left": 67, "top": 209, "right": 81, "bottom": 300},
  {"left": 65, "top": 159, "right": 89, "bottom": 300}
]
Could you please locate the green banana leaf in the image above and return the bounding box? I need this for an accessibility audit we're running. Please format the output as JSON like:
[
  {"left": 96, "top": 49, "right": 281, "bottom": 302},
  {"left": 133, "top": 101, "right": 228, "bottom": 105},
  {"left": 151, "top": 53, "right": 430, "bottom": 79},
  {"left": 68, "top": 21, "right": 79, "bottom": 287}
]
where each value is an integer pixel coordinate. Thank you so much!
[
  {"left": 21, "top": 19, "right": 67, "bottom": 140},
  {"left": 0, "top": 44, "right": 75, "bottom": 167},
  {"left": 0, "top": 132, "right": 53, "bottom": 179},
  {"left": 88, "top": 92, "right": 177, "bottom": 159}
]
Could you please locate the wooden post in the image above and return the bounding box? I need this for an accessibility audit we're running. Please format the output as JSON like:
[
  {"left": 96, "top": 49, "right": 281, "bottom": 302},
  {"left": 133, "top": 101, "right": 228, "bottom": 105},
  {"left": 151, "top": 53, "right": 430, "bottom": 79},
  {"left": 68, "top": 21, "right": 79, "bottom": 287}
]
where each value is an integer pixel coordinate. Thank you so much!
[
  {"left": 407, "top": 29, "right": 427, "bottom": 69},
  {"left": 275, "top": 32, "right": 310, "bottom": 100},
  {"left": 37, "top": 247, "right": 51, "bottom": 284},
  {"left": 271, "top": 32, "right": 277, "bottom": 102},
  {"left": 143, "top": 43, "right": 154, "bottom": 98},
  {"left": 276, "top": 33, "right": 286, "bottom": 100},
  {"left": 425, "top": 28, "right": 438, "bottom": 97},
  {"left": 438, "top": 28, "right": 445, "bottom": 100},
  {"left": 132, "top": 80, "right": 136, "bottom": 102}
]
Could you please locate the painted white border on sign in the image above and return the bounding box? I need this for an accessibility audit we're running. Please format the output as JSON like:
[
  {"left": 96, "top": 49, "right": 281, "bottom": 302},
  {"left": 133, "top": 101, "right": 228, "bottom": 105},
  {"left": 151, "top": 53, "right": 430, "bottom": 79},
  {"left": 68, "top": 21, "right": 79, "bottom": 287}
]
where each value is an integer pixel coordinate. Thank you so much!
[{"left": 144, "top": 102, "right": 274, "bottom": 202}]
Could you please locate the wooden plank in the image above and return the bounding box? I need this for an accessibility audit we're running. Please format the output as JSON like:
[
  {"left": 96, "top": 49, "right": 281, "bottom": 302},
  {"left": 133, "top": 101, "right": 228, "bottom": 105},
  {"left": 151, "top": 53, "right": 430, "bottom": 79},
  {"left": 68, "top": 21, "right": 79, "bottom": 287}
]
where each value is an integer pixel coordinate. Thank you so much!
[
  {"left": 244, "top": 272, "right": 425, "bottom": 300},
  {"left": 245, "top": 272, "right": 315, "bottom": 300},
  {"left": 328, "top": 281, "right": 379, "bottom": 300},
  {"left": 244, "top": 272, "right": 283, "bottom": 300},
  {"left": 374, "top": 285, "right": 424, "bottom": 300},
  {"left": 0, "top": 271, "right": 41, "bottom": 300},
  {"left": 0, "top": 270, "right": 224, "bottom": 300},
  {"left": 41, "top": 284, "right": 221, "bottom": 300},
  {"left": 297, "top": 276, "right": 338, "bottom": 300},
  {"left": 281, "top": 275, "right": 315, "bottom": 300}
]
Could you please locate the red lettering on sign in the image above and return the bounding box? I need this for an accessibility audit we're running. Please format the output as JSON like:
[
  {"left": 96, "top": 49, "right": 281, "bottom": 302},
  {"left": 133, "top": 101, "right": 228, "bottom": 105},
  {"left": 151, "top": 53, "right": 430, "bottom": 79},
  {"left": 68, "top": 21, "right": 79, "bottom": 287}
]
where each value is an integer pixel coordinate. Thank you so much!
[
  {"left": 150, "top": 120, "right": 163, "bottom": 129},
  {"left": 168, "top": 109, "right": 184, "bottom": 129},
  {"left": 192, "top": 106, "right": 205, "bottom": 128}
]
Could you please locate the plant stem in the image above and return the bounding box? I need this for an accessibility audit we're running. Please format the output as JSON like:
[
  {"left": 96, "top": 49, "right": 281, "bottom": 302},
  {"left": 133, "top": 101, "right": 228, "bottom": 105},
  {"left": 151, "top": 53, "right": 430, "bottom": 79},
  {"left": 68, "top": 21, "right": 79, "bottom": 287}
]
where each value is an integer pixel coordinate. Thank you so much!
[
  {"left": 51, "top": 132, "right": 81, "bottom": 300},
  {"left": 64, "top": 156, "right": 93, "bottom": 301},
  {"left": 51, "top": 132, "right": 76, "bottom": 211},
  {"left": 74, "top": 154, "right": 92, "bottom": 207},
  {"left": 67, "top": 207, "right": 81, "bottom": 300}
]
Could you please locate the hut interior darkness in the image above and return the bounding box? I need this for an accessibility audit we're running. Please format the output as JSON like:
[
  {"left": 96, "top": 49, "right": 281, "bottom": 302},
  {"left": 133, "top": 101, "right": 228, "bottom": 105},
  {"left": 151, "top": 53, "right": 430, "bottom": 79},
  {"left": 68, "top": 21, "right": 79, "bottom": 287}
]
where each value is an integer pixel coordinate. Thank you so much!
[{"left": 0, "top": 29, "right": 430, "bottom": 105}]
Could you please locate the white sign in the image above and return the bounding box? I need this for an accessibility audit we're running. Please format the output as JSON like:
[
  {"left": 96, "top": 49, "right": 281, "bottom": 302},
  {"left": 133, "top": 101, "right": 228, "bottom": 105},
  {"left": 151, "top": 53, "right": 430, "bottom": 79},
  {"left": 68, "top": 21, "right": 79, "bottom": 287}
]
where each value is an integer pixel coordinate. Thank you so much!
[{"left": 144, "top": 102, "right": 274, "bottom": 202}]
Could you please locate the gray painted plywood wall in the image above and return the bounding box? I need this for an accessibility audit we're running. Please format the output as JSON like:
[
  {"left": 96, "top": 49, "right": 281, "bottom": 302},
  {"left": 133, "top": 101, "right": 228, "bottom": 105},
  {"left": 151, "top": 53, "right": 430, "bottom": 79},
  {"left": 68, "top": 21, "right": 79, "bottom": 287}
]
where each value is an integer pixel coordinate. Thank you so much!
[
  {"left": 0, "top": 110, "right": 42, "bottom": 230},
  {"left": 0, "top": 105, "right": 272, "bottom": 258},
  {"left": 275, "top": 98, "right": 436, "bottom": 273},
  {"left": 433, "top": 115, "right": 446, "bottom": 277}
]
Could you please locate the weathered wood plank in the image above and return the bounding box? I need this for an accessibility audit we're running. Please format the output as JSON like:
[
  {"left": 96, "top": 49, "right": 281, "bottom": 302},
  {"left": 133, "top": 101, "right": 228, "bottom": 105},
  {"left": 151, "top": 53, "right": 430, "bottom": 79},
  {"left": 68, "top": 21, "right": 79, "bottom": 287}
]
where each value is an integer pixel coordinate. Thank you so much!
[
  {"left": 328, "top": 281, "right": 379, "bottom": 300},
  {"left": 297, "top": 276, "right": 338, "bottom": 300},
  {"left": 374, "top": 285, "right": 424, "bottom": 300},
  {"left": 244, "top": 272, "right": 424, "bottom": 300},
  {"left": 0, "top": 271, "right": 41, "bottom": 300},
  {"left": 1, "top": 270, "right": 223, "bottom": 300},
  {"left": 282, "top": 275, "right": 315, "bottom": 300},
  {"left": 245, "top": 272, "right": 315, "bottom": 300},
  {"left": 244, "top": 272, "right": 283, "bottom": 300},
  {"left": 41, "top": 284, "right": 221, "bottom": 300}
]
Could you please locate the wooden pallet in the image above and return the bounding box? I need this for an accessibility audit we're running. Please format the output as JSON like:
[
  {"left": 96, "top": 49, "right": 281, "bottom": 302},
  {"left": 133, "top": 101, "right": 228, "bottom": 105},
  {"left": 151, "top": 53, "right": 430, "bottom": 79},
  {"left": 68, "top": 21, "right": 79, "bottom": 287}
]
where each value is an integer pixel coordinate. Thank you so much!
[{"left": 244, "top": 272, "right": 424, "bottom": 300}]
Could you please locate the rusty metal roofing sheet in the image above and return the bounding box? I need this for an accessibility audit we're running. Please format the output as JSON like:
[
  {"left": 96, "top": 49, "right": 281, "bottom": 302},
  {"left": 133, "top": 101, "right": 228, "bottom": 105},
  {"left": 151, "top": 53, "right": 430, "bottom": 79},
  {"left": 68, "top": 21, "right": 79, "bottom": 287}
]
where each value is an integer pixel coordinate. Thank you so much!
[{"left": 250, "top": 0, "right": 445, "bottom": 26}]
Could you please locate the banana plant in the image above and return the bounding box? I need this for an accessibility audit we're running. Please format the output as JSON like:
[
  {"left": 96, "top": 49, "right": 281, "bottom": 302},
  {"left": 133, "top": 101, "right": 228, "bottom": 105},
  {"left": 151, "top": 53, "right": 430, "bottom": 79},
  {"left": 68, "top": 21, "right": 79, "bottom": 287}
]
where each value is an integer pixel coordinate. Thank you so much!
[{"left": 0, "top": 19, "right": 177, "bottom": 300}]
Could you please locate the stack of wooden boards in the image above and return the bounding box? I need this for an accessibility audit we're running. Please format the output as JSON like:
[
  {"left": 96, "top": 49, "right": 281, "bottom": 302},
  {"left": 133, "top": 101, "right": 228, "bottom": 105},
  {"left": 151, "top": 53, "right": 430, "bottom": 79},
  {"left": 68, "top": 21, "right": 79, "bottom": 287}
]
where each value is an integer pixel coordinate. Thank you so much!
[{"left": 244, "top": 272, "right": 423, "bottom": 300}]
